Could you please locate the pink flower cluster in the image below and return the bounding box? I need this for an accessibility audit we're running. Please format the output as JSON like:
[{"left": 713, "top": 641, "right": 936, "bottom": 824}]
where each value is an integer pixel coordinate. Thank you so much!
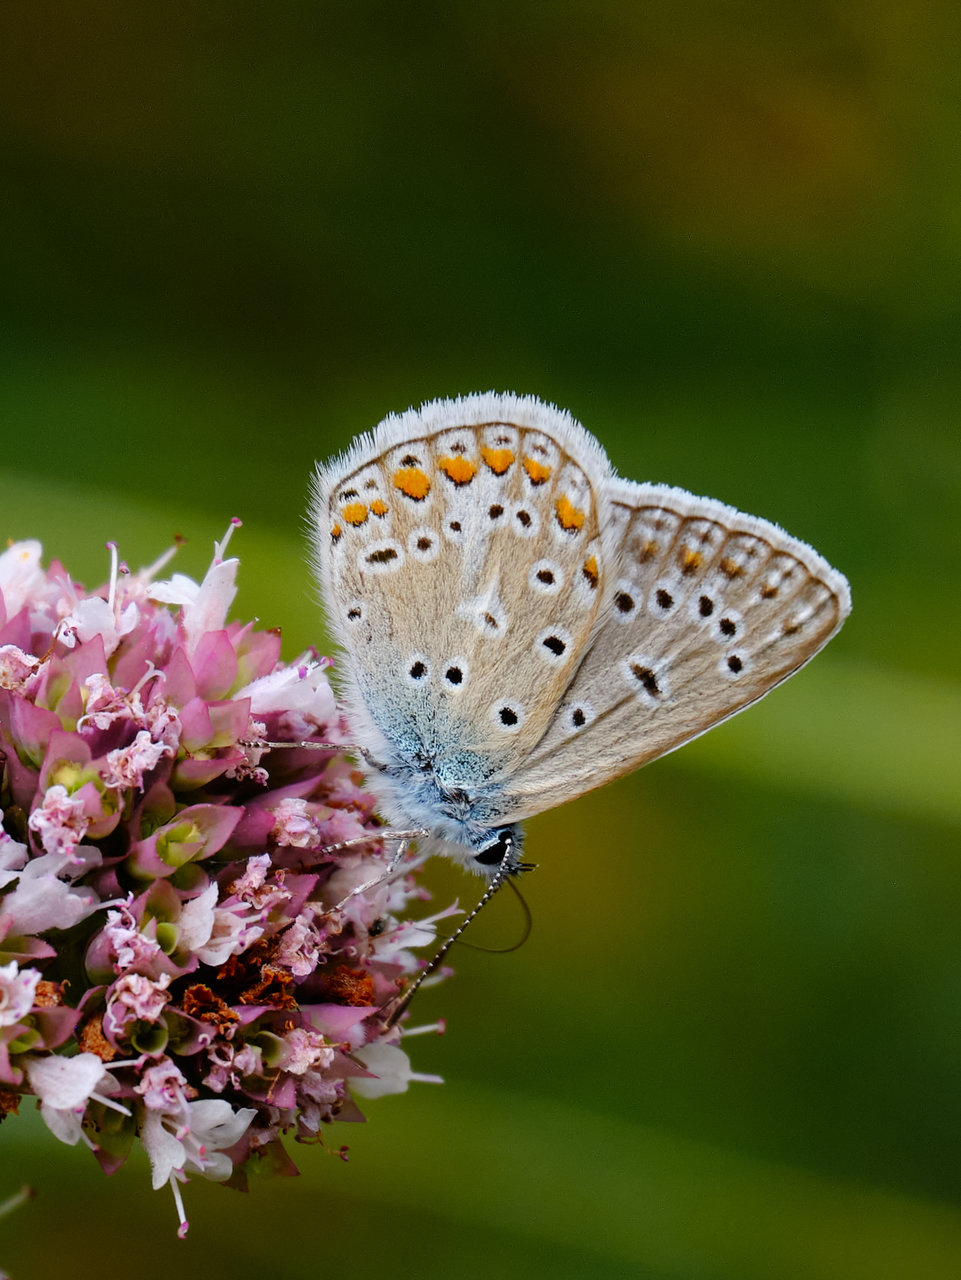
[{"left": 0, "top": 532, "right": 447, "bottom": 1235}]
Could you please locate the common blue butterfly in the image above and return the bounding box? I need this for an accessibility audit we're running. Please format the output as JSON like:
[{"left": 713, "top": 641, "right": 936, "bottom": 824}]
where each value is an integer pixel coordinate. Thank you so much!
[{"left": 310, "top": 393, "right": 850, "bottom": 885}]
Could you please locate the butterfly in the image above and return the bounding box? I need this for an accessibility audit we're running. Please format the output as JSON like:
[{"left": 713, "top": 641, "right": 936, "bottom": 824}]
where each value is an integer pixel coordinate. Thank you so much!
[{"left": 310, "top": 392, "right": 850, "bottom": 881}]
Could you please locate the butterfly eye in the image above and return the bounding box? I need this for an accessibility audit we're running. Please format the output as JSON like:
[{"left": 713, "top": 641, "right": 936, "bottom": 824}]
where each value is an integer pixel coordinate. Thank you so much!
[{"left": 473, "top": 827, "right": 517, "bottom": 868}]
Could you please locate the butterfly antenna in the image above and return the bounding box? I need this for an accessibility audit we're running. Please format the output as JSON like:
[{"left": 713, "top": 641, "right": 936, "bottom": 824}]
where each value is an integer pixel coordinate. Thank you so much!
[
  {"left": 457, "top": 873, "right": 533, "bottom": 954},
  {"left": 381, "top": 853, "right": 522, "bottom": 1029}
]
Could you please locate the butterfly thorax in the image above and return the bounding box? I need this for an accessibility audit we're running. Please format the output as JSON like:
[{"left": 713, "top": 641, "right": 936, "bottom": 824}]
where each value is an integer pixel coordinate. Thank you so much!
[{"left": 360, "top": 744, "right": 525, "bottom": 875}]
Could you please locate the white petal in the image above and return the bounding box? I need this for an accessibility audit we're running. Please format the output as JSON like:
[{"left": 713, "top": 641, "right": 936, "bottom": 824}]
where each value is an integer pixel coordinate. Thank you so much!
[
  {"left": 187, "top": 1099, "right": 256, "bottom": 1150},
  {"left": 142, "top": 1110, "right": 187, "bottom": 1190},
  {"left": 147, "top": 572, "right": 201, "bottom": 607},
  {"left": 182, "top": 559, "right": 239, "bottom": 653},
  {"left": 0, "top": 541, "right": 45, "bottom": 615},
  {"left": 351, "top": 1044, "right": 414, "bottom": 1098},
  {"left": 24, "top": 1052, "right": 109, "bottom": 1109},
  {"left": 177, "top": 883, "right": 218, "bottom": 951},
  {"left": 39, "top": 1105, "right": 85, "bottom": 1146}
]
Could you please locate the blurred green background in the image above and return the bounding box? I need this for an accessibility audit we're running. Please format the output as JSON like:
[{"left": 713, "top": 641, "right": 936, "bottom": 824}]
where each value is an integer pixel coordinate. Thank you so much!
[{"left": 1, "top": 3, "right": 959, "bottom": 1277}]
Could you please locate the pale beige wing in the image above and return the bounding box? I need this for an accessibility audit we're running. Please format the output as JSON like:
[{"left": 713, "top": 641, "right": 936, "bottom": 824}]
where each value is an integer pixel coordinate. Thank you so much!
[
  {"left": 311, "top": 394, "right": 620, "bottom": 775},
  {"left": 494, "top": 477, "right": 851, "bottom": 821}
]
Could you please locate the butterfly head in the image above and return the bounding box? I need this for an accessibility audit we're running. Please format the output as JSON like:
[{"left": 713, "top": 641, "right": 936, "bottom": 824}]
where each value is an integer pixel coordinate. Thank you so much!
[{"left": 470, "top": 824, "right": 525, "bottom": 878}]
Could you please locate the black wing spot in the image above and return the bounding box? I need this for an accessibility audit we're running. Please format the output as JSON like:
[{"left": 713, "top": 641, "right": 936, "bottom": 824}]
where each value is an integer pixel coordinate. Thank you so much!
[
  {"left": 366, "top": 547, "right": 398, "bottom": 565},
  {"left": 409, "top": 661, "right": 427, "bottom": 680},
  {"left": 542, "top": 635, "right": 566, "bottom": 656},
  {"left": 615, "top": 592, "right": 634, "bottom": 613},
  {"left": 445, "top": 666, "right": 464, "bottom": 685},
  {"left": 719, "top": 617, "right": 737, "bottom": 637},
  {"left": 699, "top": 595, "right": 714, "bottom": 617},
  {"left": 655, "top": 588, "right": 673, "bottom": 610},
  {"left": 630, "top": 663, "right": 661, "bottom": 696},
  {"left": 727, "top": 655, "right": 744, "bottom": 674},
  {"left": 499, "top": 706, "right": 518, "bottom": 726}
]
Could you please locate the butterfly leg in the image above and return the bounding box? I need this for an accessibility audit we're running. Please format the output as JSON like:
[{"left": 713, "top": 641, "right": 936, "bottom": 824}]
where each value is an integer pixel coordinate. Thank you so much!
[
  {"left": 326, "top": 831, "right": 429, "bottom": 910},
  {"left": 241, "top": 737, "right": 379, "bottom": 766}
]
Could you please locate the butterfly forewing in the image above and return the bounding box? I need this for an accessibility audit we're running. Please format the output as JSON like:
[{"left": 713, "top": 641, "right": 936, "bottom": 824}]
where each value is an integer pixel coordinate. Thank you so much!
[
  {"left": 314, "top": 397, "right": 618, "bottom": 775},
  {"left": 498, "top": 477, "right": 851, "bottom": 822}
]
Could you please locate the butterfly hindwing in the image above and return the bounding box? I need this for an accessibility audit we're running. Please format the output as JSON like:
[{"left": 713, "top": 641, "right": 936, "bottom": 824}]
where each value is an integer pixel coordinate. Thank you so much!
[{"left": 496, "top": 477, "right": 851, "bottom": 822}]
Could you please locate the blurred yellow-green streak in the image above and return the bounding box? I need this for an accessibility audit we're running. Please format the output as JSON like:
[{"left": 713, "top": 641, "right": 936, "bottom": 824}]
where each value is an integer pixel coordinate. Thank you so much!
[{"left": 676, "top": 661, "right": 961, "bottom": 830}]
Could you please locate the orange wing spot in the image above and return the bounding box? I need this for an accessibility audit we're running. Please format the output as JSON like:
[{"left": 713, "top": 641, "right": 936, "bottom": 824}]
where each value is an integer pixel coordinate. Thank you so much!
[
  {"left": 680, "top": 548, "right": 703, "bottom": 575},
  {"left": 582, "top": 555, "right": 599, "bottom": 589},
  {"left": 392, "top": 467, "right": 432, "bottom": 501},
  {"left": 719, "top": 556, "right": 745, "bottom": 578},
  {"left": 369, "top": 499, "right": 389, "bottom": 517},
  {"left": 342, "top": 502, "right": 369, "bottom": 526},
  {"left": 331, "top": 523, "right": 343, "bottom": 542},
  {"left": 440, "top": 455, "right": 478, "bottom": 486},
  {"left": 760, "top": 582, "right": 779, "bottom": 599},
  {"left": 555, "top": 494, "right": 586, "bottom": 532},
  {"left": 523, "top": 456, "right": 552, "bottom": 485},
  {"left": 481, "top": 445, "right": 515, "bottom": 475},
  {"left": 638, "top": 540, "right": 658, "bottom": 563}
]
